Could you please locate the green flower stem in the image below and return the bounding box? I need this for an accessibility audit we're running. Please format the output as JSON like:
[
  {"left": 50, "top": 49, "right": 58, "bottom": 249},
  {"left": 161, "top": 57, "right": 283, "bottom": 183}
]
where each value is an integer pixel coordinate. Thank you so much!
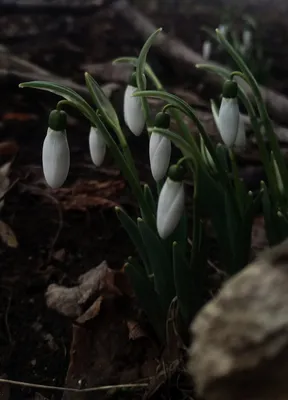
[
  {"left": 217, "top": 29, "right": 288, "bottom": 189},
  {"left": 229, "top": 149, "right": 245, "bottom": 215},
  {"left": 236, "top": 86, "right": 277, "bottom": 198}
]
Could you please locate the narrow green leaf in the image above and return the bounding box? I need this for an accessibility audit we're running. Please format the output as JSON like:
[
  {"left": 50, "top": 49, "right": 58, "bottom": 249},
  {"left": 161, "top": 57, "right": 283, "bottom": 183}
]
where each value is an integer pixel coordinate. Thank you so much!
[
  {"left": 125, "top": 260, "right": 166, "bottom": 342},
  {"left": 115, "top": 207, "right": 150, "bottom": 274},
  {"left": 173, "top": 242, "right": 204, "bottom": 326},
  {"left": 136, "top": 28, "right": 162, "bottom": 92},
  {"left": 137, "top": 218, "right": 175, "bottom": 312},
  {"left": 84, "top": 72, "right": 121, "bottom": 133},
  {"left": 143, "top": 184, "right": 156, "bottom": 215},
  {"left": 19, "top": 80, "right": 95, "bottom": 120}
]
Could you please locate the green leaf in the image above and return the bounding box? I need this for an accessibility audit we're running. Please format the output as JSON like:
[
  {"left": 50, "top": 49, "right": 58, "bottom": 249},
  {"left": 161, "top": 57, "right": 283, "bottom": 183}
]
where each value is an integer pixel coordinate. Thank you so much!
[
  {"left": 19, "top": 80, "right": 95, "bottom": 121},
  {"left": 135, "top": 90, "right": 231, "bottom": 188},
  {"left": 143, "top": 184, "right": 156, "bottom": 216},
  {"left": 136, "top": 28, "right": 162, "bottom": 92},
  {"left": 84, "top": 72, "right": 121, "bottom": 133},
  {"left": 173, "top": 241, "right": 204, "bottom": 326},
  {"left": 137, "top": 218, "right": 175, "bottom": 312},
  {"left": 125, "top": 259, "right": 166, "bottom": 342},
  {"left": 113, "top": 56, "right": 163, "bottom": 90},
  {"left": 115, "top": 207, "right": 150, "bottom": 274}
]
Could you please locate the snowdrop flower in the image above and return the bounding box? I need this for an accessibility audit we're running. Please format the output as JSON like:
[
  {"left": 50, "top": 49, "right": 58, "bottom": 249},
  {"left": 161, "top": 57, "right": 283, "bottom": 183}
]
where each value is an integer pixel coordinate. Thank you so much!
[
  {"left": 89, "top": 126, "right": 106, "bottom": 166},
  {"left": 202, "top": 40, "right": 212, "bottom": 60},
  {"left": 218, "top": 80, "right": 240, "bottom": 148},
  {"left": 242, "top": 28, "right": 252, "bottom": 51},
  {"left": 149, "top": 111, "right": 171, "bottom": 182},
  {"left": 42, "top": 110, "right": 70, "bottom": 189},
  {"left": 124, "top": 72, "right": 145, "bottom": 136},
  {"left": 218, "top": 24, "right": 228, "bottom": 36},
  {"left": 156, "top": 165, "right": 185, "bottom": 239},
  {"left": 211, "top": 99, "right": 246, "bottom": 149}
]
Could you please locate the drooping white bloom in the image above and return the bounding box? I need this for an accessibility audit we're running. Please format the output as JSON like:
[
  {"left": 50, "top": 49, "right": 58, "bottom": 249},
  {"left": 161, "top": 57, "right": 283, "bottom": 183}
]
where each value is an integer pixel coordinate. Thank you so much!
[
  {"left": 242, "top": 29, "right": 252, "bottom": 50},
  {"left": 89, "top": 126, "right": 106, "bottom": 166},
  {"left": 202, "top": 40, "right": 212, "bottom": 60},
  {"left": 218, "top": 97, "right": 240, "bottom": 147},
  {"left": 218, "top": 24, "right": 227, "bottom": 36},
  {"left": 149, "top": 132, "right": 171, "bottom": 182},
  {"left": 42, "top": 127, "right": 70, "bottom": 189},
  {"left": 234, "top": 115, "right": 246, "bottom": 148},
  {"left": 123, "top": 84, "right": 145, "bottom": 136},
  {"left": 211, "top": 100, "right": 245, "bottom": 149},
  {"left": 156, "top": 178, "right": 185, "bottom": 239}
]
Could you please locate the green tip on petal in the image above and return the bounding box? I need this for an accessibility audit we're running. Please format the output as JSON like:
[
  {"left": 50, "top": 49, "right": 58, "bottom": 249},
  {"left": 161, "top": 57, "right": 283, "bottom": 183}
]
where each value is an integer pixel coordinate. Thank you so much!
[
  {"left": 222, "top": 79, "right": 238, "bottom": 98},
  {"left": 48, "top": 109, "right": 67, "bottom": 131},
  {"left": 154, "top": 111, "right": 170, "bottom": 129},
  {"left": 128, "top": 72, "right": 138, "bottom": 87},
  {"left": 168, "top": 164, "right": 185, "bottom": 181}
]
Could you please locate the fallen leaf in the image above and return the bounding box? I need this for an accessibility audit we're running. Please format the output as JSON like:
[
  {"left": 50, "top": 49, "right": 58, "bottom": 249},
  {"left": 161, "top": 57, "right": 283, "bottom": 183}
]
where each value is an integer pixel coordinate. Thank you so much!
[
  {"left": 52, "top": 179, "right": 125, "bottom": 211},
  {"left": 52, "top": 248, "right": 66, "bottom": 262},
  {"left": 76, "top": 296, "right": 103, "bottom": 324},
  {"left": 126, "top": 320, "right": 147, "bottom": 340},
  {"left": 2, "top": 112, "right": 38, "bottom": 122},
  {"left": 0, "top": 220, "right": 18, "bottom": 248},
  {"left": 251, "top": 216, "right": 268, "bottom": 252},
  {"left": 46, "top": 261, "right": 123, "bottom": 318}
]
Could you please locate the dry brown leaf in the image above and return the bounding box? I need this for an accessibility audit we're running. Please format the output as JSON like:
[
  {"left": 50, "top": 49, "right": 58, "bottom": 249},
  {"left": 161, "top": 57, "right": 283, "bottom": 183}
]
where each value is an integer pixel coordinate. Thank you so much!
[
  {"left": 46, "top": 261, "right": 123, "bottom": 319},
  {"left": 126, "top": 320, "right": 147, "bottom": 340},
  {"left": 52, "top": 179, "right": 125, "bottom": 211},
  {"left": 76, "top": 296, "right": 103, "bottom": 324},
  {"left": 251, "top": 216, "right": 268, "bottom": 252},
  {"left": 0, "top": 220, "right": 18, "bottom": 248}
]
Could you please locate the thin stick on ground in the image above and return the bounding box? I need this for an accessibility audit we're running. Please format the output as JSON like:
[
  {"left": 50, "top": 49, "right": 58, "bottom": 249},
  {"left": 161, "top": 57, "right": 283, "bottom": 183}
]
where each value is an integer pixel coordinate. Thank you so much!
[{"left": 0, "top": 378, "right": 148, "bottom": 393}]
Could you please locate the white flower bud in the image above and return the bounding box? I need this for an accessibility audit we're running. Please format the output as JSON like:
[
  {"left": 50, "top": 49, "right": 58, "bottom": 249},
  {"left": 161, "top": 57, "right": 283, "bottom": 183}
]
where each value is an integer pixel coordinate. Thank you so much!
[
  {"left": 242, "top": 29, "right": 252, "bottom": 50},
  {"left": 219, "top": 24, "right": 227, "bottom": 36},
  {"left": 42, "top": 128, "right": 70, "bottom": 189},
  {"left": 89, "top": 126, "right": 106, "bottom": 166},
  {"left": 218, "top": 97, "right": 240, "bottom": 148},
  {"left": 123, "top": 84, "right": 145, "bottom": 136},
  {"left": 149, "top": 132, "right": 171, "bottom": 182},
  {"left": 202, "top": 40, "right": 212, "bottom": 61},
  {"left": 156, "top": 178, "right": 185, "bottom": 239}
]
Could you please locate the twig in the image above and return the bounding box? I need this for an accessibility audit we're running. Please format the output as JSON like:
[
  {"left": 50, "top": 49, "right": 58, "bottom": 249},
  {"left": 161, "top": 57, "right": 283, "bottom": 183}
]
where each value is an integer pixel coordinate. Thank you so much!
[
  {"left": 0, "top": 0, "right": 118, "bottom": 15},
  {"left": 112, "top": 0, "right": 288, "bottom": 127},
  {"left": 0, "top": 378, "right": 148, "bottom": 393}
]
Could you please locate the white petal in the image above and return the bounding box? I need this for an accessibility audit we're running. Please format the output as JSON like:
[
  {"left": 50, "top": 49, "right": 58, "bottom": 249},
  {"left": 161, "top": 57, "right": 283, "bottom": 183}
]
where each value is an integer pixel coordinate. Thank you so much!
[
  {"left": 42, "top": 128, "right": 70, "bottom": 189},
  {"left": 156, "top": 179, "right": 185, "bottom": 239},
  {"left": 218, "top": 97, "right": 239, "bottom": 147},
  {"left": 149, "top": 132, "right": 171, "bottom": 182},
  {"left": 219, "top": 24, "right": 227, "bottom": 36},
  {"left": 211, "top": 101, "right": 221, "bottom": 132},
  {"left": 89, "top": 126, "right": 106, "bottom": 166},
  {"left": 234, "top": 115, "right": 246, "bottom": 148},
  {"left": 243, "top": 29, "right": 252, "bottom": 49},
  {"left": 202, "top": 40, "right": 212, "bottom": 61},
  {"left": 123, "top": 85, "right": 145, "bottom": 136}
]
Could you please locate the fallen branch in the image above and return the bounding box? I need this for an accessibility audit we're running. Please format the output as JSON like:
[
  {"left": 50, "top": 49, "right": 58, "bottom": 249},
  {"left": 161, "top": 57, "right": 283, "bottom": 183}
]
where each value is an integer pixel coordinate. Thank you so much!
[
  {"left": 0, "top": 377, "right": 148, "bottom": 393},
  {"left": 111, "top": 0, "right": 288, "bottom": 127},
  {"left": 0, "top": 0, "right": 118, "bottom": 15},
  {"left": 0, "top": 45, "right": 119, "bottom": 99}
]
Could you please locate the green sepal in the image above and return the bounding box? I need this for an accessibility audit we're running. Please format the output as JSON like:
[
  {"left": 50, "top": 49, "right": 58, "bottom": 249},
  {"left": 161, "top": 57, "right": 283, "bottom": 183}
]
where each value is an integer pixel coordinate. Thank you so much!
[{"left": 48, "top": 109, "right": 67, "bottom": 131}]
